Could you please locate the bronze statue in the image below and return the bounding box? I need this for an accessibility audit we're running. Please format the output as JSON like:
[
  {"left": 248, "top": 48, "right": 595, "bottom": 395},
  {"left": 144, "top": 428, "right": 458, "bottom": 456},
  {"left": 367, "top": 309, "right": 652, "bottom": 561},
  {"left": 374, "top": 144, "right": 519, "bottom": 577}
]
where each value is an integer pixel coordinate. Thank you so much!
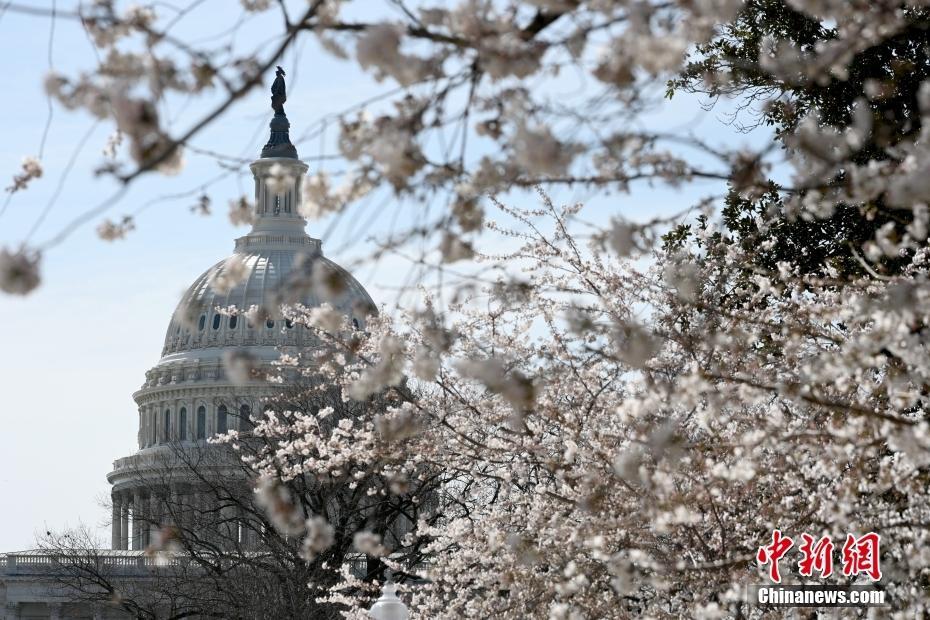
[
  {"left": 271, "top": 66, "right": 286, "bottom": 115},
  {"left": 261, "top": 66, "right": 298, "bottom": 158}
]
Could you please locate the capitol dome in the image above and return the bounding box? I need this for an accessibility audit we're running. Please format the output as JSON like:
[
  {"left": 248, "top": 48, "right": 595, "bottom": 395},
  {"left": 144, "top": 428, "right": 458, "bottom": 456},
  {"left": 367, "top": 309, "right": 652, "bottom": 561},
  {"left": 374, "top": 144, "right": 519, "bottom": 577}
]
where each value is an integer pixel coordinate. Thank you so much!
[
  {"left": 107, "top": 101, "right": 378, "bottom": 545},
  {"left": 160, "top": 223, "right": 376, "bottom": 362},
  {"left": 137, "top": 155, "right": 377, "bottom": 398}
]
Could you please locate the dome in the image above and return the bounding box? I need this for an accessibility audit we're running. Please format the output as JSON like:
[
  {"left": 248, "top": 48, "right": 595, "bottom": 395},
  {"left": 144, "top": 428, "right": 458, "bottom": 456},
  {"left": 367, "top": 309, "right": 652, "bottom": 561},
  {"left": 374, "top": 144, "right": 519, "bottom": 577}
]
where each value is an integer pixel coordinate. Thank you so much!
[
  {"left": 161, "top": 236, "right": 376, "bottom": 362},
  {"left": 108, "top": 85, "right": 379, "bottom": 543},
  {"left": 137, "top": 156, "right": 377, "bottom": 393}
]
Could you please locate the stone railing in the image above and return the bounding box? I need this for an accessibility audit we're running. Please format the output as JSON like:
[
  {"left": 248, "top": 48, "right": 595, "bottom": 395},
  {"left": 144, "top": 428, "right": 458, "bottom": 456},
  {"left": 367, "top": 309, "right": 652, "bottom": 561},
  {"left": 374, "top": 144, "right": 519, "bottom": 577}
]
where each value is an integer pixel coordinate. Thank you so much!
[
  {"left": 234, "top": 234, "right": 321, "bottom": 252},
  {"left": 2, "top": 551, "right": 371, "bottom": 578},
  {"left": 109, "top": 444, "right": 243, "bottom": 478},
  {"left": 1, "top": 551, "right": 169, "bottom": 576}
]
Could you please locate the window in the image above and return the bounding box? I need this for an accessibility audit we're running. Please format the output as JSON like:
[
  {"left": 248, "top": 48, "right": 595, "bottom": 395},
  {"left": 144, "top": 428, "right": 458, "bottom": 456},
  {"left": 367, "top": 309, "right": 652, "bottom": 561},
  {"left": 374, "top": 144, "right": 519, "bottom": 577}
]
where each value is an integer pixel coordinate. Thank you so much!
[
  {"left": 352, "top": 318, "right": 360, "bottom": 330},
  {"left": 229, "top": 315, "right": 238, "bottom": 329},
  {"left": 197, "top": 406, "right": 206, "bottom": 440},
  {"left": 239, "top": 404, "right": 252, "bottom": 431},
  {"left": 163, "top": 409, "right": 171, "bottom": 442},
  {"left": 266, "top": 319, "right": 274, "bottom": 329},
  {"left": 212, "top": 314, "right": 221, "bottom": 330},
  {"left": 198, "top": 315, "right": 206, "bottom": 330},
  {"left": 217, "top": 405, "right": 228, "bottom": 434},
  {"left": 150, "top": 411, "right": 157, "bottom": 446},
  {"left": 285, "top": 318, "right": 293, "bottom": 329},
  {"left": 179, "top": 408, "right": 187, "bottom": 441}
]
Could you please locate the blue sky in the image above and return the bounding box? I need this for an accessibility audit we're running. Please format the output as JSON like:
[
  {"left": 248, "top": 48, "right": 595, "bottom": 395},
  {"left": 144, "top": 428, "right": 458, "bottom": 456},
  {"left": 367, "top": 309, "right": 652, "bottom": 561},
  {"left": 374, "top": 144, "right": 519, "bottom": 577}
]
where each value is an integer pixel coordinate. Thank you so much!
[{"left": 0, "top": 1, "right": 773, "bottom": 550}]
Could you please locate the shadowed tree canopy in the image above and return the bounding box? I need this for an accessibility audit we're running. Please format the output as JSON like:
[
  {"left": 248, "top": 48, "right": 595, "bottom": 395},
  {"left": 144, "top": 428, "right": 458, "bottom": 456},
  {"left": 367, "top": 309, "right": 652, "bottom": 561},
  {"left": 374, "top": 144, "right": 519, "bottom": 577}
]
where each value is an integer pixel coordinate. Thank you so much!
[{"left": 672, "top": 0, "right": 930, "bottom": 278}]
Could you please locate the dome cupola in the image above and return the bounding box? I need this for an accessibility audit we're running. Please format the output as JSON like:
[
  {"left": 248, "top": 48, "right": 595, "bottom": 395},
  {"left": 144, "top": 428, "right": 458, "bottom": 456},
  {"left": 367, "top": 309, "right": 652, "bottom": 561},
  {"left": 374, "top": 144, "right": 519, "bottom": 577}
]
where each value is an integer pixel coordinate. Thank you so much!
[{"left": 153, "top": 67, "right": 375, "bottom": 376}]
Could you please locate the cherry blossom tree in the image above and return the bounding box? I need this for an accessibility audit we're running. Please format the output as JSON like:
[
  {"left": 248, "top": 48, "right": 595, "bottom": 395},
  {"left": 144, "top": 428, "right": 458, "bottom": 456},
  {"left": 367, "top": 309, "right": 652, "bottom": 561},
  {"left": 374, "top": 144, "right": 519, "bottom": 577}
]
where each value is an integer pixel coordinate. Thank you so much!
[{"left": 252, "top": 193, "right": 930, "bottom": 617}]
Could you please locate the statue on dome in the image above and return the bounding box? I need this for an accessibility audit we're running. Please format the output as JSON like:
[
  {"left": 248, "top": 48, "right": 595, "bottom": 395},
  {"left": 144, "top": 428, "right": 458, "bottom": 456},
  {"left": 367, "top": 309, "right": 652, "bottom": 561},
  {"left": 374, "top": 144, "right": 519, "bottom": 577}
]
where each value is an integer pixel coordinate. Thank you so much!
[
  {"left": 271, "top": 66, "right": 287, "bottom": 115},
  {"left": 261, "top": 66, "right": 298, "bottom": 158}
]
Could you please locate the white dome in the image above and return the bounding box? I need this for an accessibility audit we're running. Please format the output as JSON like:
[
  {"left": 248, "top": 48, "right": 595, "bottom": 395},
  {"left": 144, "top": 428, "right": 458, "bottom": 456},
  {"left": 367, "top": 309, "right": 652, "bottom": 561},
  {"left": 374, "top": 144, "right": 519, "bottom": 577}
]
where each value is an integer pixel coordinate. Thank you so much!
[
  {"left": 161, "top": 238, "right": 376, "bottom": 361},
  {"left": 133, "top": 156, "right": 376, "bottom": 405}
]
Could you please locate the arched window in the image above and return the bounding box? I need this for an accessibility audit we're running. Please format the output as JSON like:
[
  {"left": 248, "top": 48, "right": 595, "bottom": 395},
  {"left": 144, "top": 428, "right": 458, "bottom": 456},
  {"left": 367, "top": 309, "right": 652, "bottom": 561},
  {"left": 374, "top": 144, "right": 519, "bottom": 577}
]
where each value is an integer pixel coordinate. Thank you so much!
[
  {"left": 285, "top": 318, "right": 293, "bottom": 329},
  {"left": 198, "top": 314, "right": 206, "bottom": 330},
  {"left": 217, "top": 405, "right": 228, "bottom": 434},
  {"left": 179, "top": 407, "right": 187, "bottom": 441},
  {"left": 196, "top": 406, "right": 206, "bottom": 440},
  {"left": 163, "top": 409, "right": 171, "bottom": 442},
  {"left": 229, "top": 315, "right": 238, "bottom": 329},
  {"left": 266, "top": 319, "right": 274, "bottom": 329},
  {"left": 239, "top": 404, "right": 252, "bottom": 431},
  {"left": 212, "top": 314, "right": 221, "bottom": 330}
]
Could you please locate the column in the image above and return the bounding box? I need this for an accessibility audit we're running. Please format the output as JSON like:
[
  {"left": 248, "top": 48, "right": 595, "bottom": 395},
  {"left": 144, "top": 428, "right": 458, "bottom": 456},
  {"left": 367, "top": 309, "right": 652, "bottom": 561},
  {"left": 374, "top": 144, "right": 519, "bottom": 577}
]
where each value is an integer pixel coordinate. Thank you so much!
[
  {"left": 239, "top": 507, "right": 253, "bottom": 549},
  {"left": 172, "top": 486, "right": 184, "bottom": 535},
  {"left": 185, "top": 486, "right": 195, "bottom": 536},
  {"left": 167, "top": 487, "right": 180, "bottom": 529},
  {"left": 132, "top": 493, "right": 143, "bottom": 550},
  {"left": 221, "top": 502, "right": 237, "bottom": 549},
  {"left": 119, "top": 495, "right": 130, "bottom": 550},
  {"left": 110, "top": 498, "right": 120, "bottom": 549},
  {"left": 184, "top": 490, "right": 197, "bottom": 544},
  {"left": 149, "top": 493, "right": 160, "bottom": 546},
  {"left": 195, "top": 493, "right": 207, "bottom": 544},
  {"left": 199, "top": 493, "right": 216, "bottom": 546}
]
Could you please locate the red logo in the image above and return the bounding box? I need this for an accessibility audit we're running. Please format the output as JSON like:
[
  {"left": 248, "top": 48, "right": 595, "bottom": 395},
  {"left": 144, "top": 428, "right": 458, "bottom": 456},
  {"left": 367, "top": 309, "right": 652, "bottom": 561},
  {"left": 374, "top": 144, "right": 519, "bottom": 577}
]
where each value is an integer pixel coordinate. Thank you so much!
[
  {"left": 841, "top": 533, "right": 882, "bottom": 581},
  {"left": 756, "top": 529, "right": 794, "bottom": 583},
  {"left": 757, "top": 531, "right": 881, "bottom": 583},
  {"left": 798, "top": 533, "right": 834, "bottom": 578}
]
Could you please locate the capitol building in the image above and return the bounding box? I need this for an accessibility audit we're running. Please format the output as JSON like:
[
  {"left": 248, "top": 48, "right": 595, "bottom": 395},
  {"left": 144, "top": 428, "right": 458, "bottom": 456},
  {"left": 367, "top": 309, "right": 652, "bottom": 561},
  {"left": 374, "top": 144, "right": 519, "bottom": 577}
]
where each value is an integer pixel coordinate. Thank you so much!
[{"left": 0, "top": 74, "right": 378, "bottom": 619}]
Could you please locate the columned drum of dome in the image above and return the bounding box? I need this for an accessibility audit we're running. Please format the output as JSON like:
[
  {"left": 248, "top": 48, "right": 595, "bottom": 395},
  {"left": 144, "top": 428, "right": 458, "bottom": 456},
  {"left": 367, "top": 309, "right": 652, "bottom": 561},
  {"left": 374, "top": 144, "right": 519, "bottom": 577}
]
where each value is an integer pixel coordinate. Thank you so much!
[{"left": 105, "top": 71, "right": 377, "bottom": 550}]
